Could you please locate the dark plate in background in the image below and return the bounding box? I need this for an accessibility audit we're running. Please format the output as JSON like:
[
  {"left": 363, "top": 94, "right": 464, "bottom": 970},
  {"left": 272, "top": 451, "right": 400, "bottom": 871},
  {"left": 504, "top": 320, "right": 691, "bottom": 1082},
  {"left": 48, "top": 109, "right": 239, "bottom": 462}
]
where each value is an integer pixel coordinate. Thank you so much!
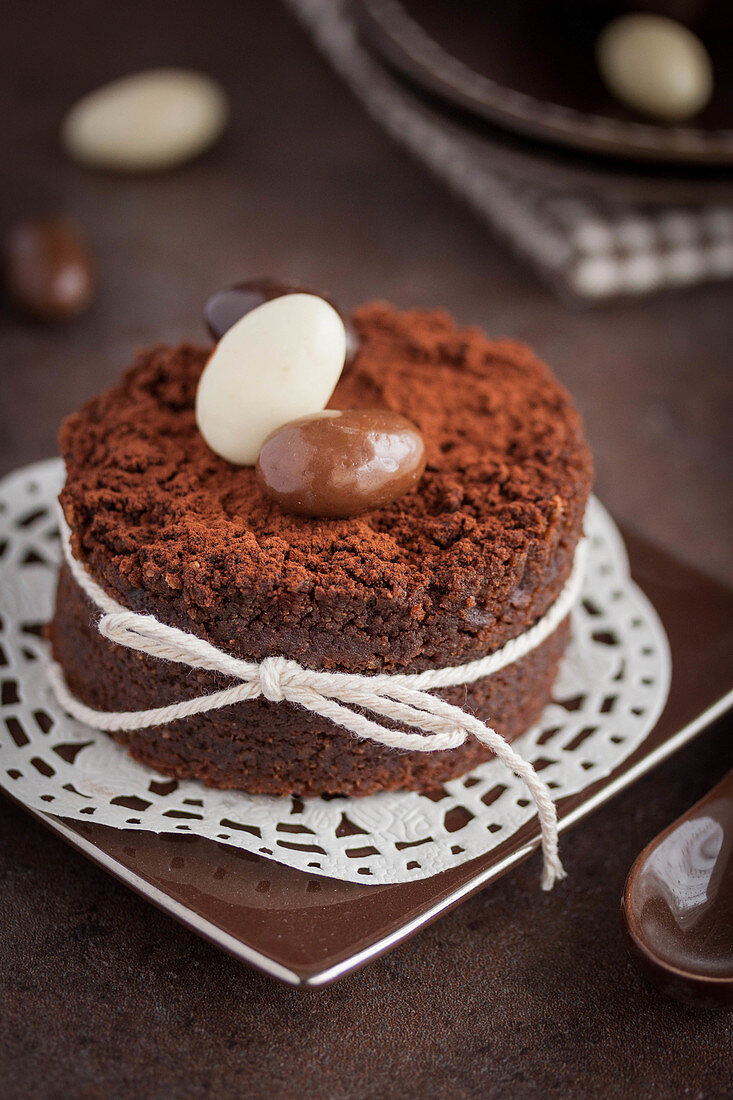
[
  {"left": 355, "top": 0, "right": 733, "bottom": 166},
  {"left": 4, "top": 528, "right": 733, "bottom": 986}
]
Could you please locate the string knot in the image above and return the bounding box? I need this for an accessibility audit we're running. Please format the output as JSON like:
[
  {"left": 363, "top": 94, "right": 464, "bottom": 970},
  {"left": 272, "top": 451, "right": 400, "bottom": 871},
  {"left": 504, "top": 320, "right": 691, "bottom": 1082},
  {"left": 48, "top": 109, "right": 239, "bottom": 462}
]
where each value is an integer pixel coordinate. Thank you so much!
[
  {"left": 52, "top": 507, "right": 589, "bottom": 889},
  {"left": 258, "top": 655, "right": 290, "bottom": 703}
]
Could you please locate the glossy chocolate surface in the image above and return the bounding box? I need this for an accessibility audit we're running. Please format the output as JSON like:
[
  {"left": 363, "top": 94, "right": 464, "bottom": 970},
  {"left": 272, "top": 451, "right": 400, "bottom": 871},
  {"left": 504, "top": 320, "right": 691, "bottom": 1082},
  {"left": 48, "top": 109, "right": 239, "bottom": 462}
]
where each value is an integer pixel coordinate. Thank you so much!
[
  {"left": 256, "top": 408, "right": 426, "bottom": 517},
  {"left": 623, "top": 769, "right": 733, "bottom": 1008},
  {"left": 204, "top": 277, "right": 359, "bottom": 363},
  {"left": 2, "top": 217, "right": 95, "bottom": 322}
]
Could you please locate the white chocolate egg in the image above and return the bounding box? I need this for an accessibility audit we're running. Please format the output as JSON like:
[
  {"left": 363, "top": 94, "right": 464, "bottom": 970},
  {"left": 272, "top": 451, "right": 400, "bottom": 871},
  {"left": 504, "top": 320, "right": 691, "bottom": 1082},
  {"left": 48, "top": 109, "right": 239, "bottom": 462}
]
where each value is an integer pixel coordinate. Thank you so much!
[
  {"left": 596, "top": 15, "right": 713, "bottom": 123},
  {"left": 62, "top": 69, "right": 228, "bottom": 172},
  {"left": 195, "top": 293, "right": 347, "bottom": 466}
]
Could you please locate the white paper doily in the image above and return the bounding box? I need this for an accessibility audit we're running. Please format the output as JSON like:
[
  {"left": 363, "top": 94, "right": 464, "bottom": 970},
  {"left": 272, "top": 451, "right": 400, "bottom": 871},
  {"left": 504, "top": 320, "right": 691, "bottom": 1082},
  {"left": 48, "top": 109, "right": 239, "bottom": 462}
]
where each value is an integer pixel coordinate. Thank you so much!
[{"left": 0, "top": 460, "right": 671, "bottom": 884}]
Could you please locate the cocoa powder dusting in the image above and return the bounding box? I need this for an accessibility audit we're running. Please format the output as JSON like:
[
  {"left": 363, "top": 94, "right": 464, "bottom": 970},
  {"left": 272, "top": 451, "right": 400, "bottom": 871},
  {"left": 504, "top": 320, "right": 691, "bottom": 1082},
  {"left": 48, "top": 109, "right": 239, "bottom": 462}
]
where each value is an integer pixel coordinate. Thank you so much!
[{"left": 58, "top": 303, "right": 592, "bottom": 672}]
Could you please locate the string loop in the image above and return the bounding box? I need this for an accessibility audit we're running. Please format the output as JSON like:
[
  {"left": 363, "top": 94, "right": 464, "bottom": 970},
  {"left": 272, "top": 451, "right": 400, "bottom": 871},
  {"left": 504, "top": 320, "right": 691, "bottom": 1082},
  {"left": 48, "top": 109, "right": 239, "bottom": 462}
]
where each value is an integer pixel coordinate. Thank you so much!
[{"left": 49, "top": 512, "right": 587, "bottom": 889}]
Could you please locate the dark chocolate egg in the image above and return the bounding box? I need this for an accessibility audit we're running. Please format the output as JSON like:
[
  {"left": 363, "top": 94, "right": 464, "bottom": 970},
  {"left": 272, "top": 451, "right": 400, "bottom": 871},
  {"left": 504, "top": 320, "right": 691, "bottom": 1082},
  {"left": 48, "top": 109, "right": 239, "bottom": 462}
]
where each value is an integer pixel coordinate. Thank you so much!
[{"left": 204, "top": 277, "right": 358, "bottom": 364}]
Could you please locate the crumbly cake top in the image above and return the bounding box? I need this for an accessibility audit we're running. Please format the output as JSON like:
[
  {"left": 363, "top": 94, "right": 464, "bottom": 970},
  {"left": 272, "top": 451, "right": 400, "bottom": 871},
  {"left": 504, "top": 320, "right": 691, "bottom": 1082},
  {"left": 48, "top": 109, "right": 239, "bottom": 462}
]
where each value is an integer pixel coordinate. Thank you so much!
[{"left": 58, "top": 303, "right": 592, "bottom": 670}]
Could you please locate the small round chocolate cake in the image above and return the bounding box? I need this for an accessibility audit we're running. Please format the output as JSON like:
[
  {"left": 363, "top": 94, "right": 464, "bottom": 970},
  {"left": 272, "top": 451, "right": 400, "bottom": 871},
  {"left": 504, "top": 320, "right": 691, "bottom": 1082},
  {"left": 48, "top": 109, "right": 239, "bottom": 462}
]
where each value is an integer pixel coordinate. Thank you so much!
[{"left": 51, "top": 302, "right": 593, "bottom": 796}]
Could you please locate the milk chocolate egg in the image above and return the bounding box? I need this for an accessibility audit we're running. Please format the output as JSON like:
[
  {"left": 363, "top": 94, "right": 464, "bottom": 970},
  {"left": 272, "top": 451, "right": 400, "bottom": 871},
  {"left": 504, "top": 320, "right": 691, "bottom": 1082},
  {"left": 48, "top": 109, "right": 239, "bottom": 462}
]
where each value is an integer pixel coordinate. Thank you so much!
[
  {"left": 256, "top": 409, "right": 426, "bottom": 517},
  {"left": 3, "top": 217, "right": 95, "bottom": 322}
]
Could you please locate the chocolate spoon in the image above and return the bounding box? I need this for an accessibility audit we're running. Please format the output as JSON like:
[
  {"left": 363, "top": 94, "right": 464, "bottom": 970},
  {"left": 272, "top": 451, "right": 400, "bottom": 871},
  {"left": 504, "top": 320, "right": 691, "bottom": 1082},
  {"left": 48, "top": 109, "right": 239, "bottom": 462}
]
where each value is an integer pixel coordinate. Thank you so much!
[{"left": 621, "top": 768, "right": 733, "bottom": 1009}]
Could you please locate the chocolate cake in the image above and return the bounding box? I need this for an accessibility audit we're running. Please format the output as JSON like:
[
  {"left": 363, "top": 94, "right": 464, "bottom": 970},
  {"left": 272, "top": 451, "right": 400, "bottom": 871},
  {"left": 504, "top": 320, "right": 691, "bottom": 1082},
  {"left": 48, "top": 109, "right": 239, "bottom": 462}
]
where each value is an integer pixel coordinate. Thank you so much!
[{"left": 51, "top": 303, "right": 593, "bottom": 796}]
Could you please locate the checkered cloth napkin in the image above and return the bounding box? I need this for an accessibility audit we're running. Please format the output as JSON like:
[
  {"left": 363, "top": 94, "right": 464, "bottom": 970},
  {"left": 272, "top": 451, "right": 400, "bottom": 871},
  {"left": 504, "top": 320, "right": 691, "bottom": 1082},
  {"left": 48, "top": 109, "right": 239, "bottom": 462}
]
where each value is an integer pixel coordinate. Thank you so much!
[{"left": 285, "top": 0, "right": 733, "bottom": 300}]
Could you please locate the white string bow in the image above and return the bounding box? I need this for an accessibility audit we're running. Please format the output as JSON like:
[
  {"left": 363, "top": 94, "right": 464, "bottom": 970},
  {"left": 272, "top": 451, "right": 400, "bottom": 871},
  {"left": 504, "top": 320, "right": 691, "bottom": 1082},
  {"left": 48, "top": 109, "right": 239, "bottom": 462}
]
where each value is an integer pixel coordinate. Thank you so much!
[{"left": 49, "top": 513, "right": 587, "bottom": 889}]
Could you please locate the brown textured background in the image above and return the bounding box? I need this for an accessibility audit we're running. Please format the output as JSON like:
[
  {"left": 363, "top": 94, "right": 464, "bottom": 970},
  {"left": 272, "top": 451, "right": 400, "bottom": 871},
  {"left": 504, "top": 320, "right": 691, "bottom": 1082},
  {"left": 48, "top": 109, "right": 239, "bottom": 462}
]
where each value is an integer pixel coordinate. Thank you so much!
[{"left": 1, "top": 1, "right": 732, "bottom": 1097}]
